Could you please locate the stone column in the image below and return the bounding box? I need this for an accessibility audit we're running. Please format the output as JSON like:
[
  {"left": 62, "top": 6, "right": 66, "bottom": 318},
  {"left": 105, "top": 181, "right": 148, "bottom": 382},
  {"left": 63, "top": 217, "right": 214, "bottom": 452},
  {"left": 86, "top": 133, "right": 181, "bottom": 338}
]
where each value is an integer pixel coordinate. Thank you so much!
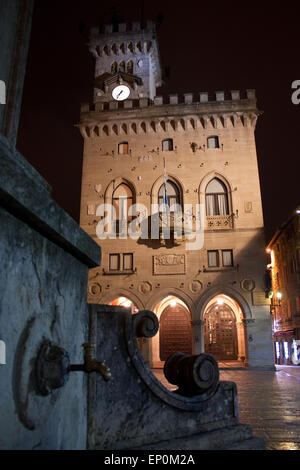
[
  {"left": 191, "top": 320, "right": 205, "bottom": 354},
  {"left": 236, "top": 321, "right": 246, "bottom": 362}
]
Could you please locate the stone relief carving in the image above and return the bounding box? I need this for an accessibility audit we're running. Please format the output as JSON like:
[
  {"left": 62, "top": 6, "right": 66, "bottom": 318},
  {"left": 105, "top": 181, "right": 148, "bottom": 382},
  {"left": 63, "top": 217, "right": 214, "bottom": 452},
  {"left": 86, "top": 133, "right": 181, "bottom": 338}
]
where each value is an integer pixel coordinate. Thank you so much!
[
  {"left": 138, "top": 281, "right": 152, "bottom": 295},
  {"left": 153, "top": 254, "right": 186, "bottom": 275},
  {"left": 240, "top": 278, "right": 255, "bottom": 292},
  {"left": 189, "top": 280, "right": 203, "bottom": 294},
  {"left": 89, "top": 283, "right": 102, "bottom": 296}
]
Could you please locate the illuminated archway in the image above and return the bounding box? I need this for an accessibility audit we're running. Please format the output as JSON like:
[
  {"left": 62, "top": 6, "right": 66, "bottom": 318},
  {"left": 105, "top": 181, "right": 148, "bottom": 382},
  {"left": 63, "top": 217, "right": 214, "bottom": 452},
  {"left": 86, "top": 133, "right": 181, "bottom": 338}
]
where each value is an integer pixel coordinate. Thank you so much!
[
  {"left": 203, "top": 294, "right": 246, "bottom": 362},
  {"left": 109, "top": 296, "right": 139, "bottom": 313},
  {"left": 152, "top": 296, "right": 192, "bottom": 367}
]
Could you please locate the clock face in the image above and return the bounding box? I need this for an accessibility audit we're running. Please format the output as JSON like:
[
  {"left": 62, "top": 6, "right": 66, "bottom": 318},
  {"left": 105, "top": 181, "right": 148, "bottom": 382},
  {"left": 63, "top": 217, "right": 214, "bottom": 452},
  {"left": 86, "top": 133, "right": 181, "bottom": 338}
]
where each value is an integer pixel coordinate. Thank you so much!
[{"left": 112, "top": 84, "right": 130, "bottom": 101}]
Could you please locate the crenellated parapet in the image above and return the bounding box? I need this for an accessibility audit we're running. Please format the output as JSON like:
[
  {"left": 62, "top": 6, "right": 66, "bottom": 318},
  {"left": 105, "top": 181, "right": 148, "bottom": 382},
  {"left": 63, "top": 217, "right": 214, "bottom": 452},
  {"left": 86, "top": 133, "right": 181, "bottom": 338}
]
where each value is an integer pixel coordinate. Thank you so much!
[
  {"left": 89, "top": 20, "right": 162, "bottom": 97},
  {"left": 77, "top": 89, "right": 260, "bottom": 138}
]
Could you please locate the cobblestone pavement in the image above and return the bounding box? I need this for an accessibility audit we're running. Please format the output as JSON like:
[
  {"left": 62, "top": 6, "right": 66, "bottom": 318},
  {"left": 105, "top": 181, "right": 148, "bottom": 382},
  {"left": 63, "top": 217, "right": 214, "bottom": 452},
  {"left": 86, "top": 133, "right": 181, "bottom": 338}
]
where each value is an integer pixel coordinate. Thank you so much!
[{"left": 152, "top": 366, "right": 300, "bottom": 450}]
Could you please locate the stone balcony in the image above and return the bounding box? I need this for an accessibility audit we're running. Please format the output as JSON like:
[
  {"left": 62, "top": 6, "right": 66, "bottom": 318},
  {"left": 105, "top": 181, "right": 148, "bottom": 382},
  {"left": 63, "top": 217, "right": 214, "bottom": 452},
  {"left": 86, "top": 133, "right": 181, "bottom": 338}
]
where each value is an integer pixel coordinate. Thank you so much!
[{"left": 206, "top": 215, "right": 233, "bottom": 230}]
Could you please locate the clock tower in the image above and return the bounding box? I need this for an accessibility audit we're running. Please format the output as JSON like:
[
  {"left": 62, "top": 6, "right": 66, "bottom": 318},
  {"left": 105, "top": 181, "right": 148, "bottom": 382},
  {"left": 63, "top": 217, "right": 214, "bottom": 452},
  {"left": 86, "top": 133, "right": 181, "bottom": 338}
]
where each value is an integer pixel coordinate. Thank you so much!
[{"left": 89, "top": 21, "right": 162, "bottom": 105}]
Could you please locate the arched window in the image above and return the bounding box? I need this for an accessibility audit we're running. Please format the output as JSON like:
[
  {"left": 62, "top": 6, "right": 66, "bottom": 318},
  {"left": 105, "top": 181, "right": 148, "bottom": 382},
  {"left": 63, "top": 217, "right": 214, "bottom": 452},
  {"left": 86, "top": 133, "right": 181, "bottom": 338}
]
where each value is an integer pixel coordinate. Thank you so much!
[
  {"left": 162, "top": 138, "right": 173, "bottom": 151},
  {"left": 118, "top": 142, "right": 129, "bottom": 154},
  {"left": 158, "top": 180, "right": 181, "bottom": 210},
  {"left": 205, "top": 178, "right": 229, "bottom": 216},
  {"left": 127, "top": 60, "right": 133, "bottom": 74},
  {"left": 119, "top": 61, "right": 125, "bottom": 72},
  {"left": 111, "top": 62, "right": 118, "bottom": 74},
  {"left": 207, "top": 136, "right": 220, "bottom": 149},
  {"left": 112, "top": 183, "right": 133, "bottom": 222}
]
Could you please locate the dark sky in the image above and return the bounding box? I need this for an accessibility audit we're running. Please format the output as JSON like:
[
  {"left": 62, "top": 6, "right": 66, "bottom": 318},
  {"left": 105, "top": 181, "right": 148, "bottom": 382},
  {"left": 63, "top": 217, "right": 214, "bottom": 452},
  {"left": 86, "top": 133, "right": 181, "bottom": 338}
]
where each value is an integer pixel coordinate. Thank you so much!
[{"left": 17, "top": 0, "right": 300, "bottom": 243}]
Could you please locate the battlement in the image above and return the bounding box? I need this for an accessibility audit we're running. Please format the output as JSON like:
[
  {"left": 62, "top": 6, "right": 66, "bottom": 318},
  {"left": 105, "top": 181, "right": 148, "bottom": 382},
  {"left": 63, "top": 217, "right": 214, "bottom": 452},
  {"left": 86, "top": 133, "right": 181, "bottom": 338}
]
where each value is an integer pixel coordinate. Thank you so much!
[
  {"left": 90, "top": 20, "right": 156, "bottom": 38},
  {"left": 82, "top": 89, "right": 256, "bottom": 113}
]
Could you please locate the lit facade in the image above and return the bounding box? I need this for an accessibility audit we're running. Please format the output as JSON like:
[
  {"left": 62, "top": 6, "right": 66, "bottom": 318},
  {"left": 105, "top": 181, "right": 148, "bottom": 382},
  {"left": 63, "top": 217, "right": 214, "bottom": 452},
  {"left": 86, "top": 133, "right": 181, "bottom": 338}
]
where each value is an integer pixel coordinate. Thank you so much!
[
  {"left": 78, "top": 21, "right": 274, "bottom": 369},
  {"left": 267, "top": 208, "right": 300, "bottom": 365}
]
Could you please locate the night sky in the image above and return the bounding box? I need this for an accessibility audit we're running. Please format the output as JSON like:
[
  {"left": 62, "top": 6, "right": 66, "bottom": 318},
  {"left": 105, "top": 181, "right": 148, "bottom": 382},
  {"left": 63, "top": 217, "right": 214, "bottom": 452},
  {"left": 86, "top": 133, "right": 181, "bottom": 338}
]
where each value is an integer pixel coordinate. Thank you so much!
[{"left": 17, "top": 0, "right": 300, "bottom": 244}]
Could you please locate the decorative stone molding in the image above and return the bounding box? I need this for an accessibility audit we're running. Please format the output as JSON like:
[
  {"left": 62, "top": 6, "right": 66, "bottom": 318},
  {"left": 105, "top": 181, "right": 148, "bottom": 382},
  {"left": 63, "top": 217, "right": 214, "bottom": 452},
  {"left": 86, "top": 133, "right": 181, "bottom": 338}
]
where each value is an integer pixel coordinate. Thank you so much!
[
  {"left": 153, "top": 254, "right": 186, "bottom": 275},
  {"left": 138, "top": 281, "right": 152, "bottom": 295},
  {"left": 240, "top": 279, "right": 256, "bottom": 292},
  {"left": 189, "top": 280, "right": 203, "bottom": 294},
  {"left": 206, "top": 215, "right": 233, "bottom": 230},
  {"left": 89, "top": 282, "right": 102, "bottom": 296}
]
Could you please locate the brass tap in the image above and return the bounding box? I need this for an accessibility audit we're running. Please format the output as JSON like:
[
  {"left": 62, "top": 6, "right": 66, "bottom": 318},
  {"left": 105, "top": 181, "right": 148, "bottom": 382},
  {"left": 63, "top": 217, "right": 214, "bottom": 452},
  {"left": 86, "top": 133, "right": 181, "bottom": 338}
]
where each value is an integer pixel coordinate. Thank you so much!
[{"left": 69, "top": 343, "right": 112, "bottom": 381}]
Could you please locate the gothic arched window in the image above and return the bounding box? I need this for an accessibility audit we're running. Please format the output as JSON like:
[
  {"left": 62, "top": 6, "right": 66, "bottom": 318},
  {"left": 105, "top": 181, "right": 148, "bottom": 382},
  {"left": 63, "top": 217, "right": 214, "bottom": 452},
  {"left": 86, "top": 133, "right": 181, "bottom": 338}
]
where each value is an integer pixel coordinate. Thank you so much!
[
  {"left": 158, "top": 180, "right": 181, "bottom": 211},
  {"left": 119, "top": 61, "right": 125, "bottom": 72},
  {"left": 127, "top": 60, "right": 133, "bottom": 74},
  {"left": 111, "top": 62, "right": 118, "bottom": 74},
  {"left": 205, "top": 178, "right": 229, "bottom": 216},
  {"left": 112, "top": 183, "right": 133, "bottom": 221}
]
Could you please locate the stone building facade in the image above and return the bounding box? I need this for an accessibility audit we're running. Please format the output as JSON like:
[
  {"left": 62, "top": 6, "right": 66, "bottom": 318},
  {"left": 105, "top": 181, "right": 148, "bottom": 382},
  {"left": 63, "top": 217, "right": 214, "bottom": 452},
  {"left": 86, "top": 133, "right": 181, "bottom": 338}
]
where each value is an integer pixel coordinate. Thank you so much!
[
  {"left": 79, "top": 21, "right": 274, "bottom": 369},
  {"left": 267, "top": 208, "right": 300, "bottom": 365}
]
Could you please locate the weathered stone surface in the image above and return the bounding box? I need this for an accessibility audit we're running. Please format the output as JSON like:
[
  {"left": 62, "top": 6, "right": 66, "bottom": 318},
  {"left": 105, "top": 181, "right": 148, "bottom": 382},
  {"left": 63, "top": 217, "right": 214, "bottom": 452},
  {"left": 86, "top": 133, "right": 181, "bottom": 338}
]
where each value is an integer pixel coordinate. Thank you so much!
[
  {"left": 0, "top": 206, "right": 94, "bottom": 449},
  {"left": 87, "top": 305, "right": 264, "bottom": 450}
]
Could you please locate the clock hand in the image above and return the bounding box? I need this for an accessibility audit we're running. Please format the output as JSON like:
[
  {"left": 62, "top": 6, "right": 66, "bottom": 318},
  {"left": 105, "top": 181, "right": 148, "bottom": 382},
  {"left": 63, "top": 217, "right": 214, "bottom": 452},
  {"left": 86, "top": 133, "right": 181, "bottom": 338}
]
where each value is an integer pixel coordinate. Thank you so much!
[{"left": 117, "top": 90, "right": 124, "bottom": 99}]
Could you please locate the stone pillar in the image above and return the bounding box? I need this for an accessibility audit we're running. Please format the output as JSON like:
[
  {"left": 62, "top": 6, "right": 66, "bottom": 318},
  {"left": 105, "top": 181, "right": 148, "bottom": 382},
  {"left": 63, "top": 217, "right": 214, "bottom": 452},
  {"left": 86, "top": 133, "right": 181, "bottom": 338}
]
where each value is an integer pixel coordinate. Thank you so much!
[
  {"left": 191, "top": 320, "right": 204, "bottom": 354},
  {"left": 236, "top": 321, "right": 246, "bottom": 362}
]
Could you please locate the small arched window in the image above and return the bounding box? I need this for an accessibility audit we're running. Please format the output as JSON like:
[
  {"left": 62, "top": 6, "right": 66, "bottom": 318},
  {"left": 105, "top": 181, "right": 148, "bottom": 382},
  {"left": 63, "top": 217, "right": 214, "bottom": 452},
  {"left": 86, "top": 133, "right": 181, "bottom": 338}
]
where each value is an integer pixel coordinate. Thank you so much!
[
  {"left": 119, "top": 61, "right": 125, "bottom": 72},
  {"left": 127, "top": 60, "right": 133, "bottom": 74},
  {"left": 207, "top": 136, "right": 220, "bottom": 149},
  {"left": 118, "top": 142, "right": 129, "bottom": 155},
  {"left": 158, "top": 180, "right": 181, "bottom": 210},
  {"left": 162, "top": 138, "right": 173, "bottom": 151},
  {"left": 111, "top": 62, "right": 118, "bottom": 74},
  {"left": 205, "top": 178, "right": 229, "bottom": 216}
]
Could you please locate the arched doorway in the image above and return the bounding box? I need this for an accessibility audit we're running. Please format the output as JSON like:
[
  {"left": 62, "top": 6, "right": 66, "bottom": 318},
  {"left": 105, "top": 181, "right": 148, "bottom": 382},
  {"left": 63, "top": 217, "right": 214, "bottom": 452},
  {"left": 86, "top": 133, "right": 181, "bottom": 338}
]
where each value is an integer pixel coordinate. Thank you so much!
[
  {"left": 204, "top": 302, "right": 238, "bottom": 360},
  {"left": 203, "top": 294, "right": 245, "bottom": 362},
  {"left": 151, "top": 296, "right": 192, "bottom": 367}
]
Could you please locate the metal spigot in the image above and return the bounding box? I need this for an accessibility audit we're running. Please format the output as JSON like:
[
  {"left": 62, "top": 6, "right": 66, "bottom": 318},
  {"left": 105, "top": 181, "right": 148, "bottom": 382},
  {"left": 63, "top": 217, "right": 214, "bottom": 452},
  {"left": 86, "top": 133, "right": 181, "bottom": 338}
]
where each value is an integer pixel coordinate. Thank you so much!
[
  {"left": 36, "top": 340, "right": 112, "bottom": 396},
  {"left": 69, "top": 343, "right": 112, "bottom": 381}
]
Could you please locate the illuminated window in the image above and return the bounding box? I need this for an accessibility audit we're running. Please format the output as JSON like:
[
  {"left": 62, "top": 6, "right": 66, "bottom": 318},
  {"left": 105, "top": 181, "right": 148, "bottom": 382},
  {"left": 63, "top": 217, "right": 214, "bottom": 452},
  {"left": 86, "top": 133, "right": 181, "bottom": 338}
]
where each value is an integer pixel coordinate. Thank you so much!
[
  {"left": 205, "top": 178, "right": 229, "bottom": 216},
  {"left": 207, "top": 136, "right": 220, "bottom": 149},
  {"left": 118, "top": 142, "right": 129, "bottom": 154},
  {"left": 162, "top": 138, "right": 173, "bottom": 151}
]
